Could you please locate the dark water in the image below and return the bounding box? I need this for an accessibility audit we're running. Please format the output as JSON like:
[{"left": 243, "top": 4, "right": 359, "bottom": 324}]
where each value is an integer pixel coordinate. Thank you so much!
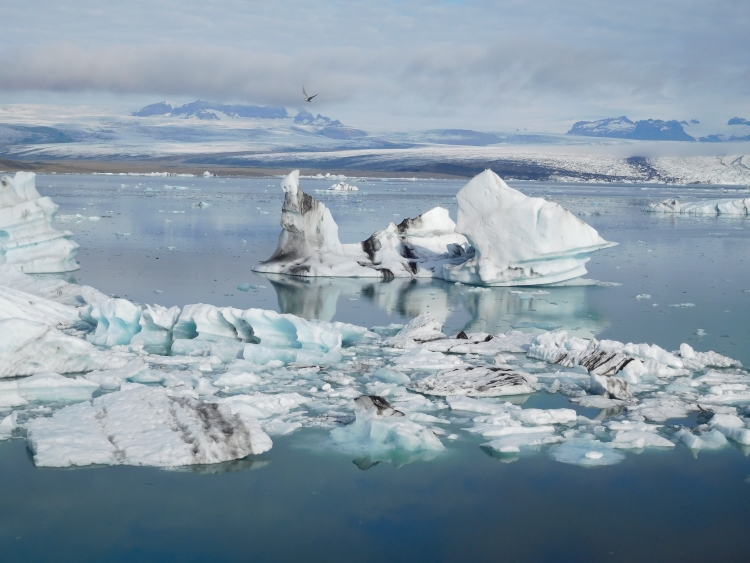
[
  {"left": 1, "top": 173, "right": 746, "bottom": 562},
  {"left": 1, "top": 429, "right": 749, "bottom": 563}
]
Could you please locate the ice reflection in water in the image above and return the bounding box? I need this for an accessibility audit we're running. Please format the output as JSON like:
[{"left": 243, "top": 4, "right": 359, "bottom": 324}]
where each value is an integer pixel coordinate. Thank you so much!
[{"left": 261, "top": 273, "right": 609, "bottom": 338}]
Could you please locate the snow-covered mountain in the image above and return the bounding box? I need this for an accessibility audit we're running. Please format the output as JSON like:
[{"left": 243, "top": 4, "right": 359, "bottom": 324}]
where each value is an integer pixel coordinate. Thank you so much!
[
  {"left": 568, "top": 117, "right": 695, "bottom": 141},
  {"left": 0, "top": 103, "right": 749, "bottom": 184},
  {"left": 133, "top": 100, "right": 289, "bottom": 120}
]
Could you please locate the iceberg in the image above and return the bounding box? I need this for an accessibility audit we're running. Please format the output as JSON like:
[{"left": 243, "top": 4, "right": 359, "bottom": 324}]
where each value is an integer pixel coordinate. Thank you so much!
[
  {"left": 254, "top": 171, "right": 467, "bottom": 280},
  {"left": 440, "top": 170, "right": 617, "bottom": 285},
  {"left": 648, "top": 198, "right": 750, "bottom": 215},
  {"left": 256, "top": 170, "right": 615, "bottom": 286},
  {"left": 27, "top": 385, "right": 272, "bottom": 468},
  {"left": 0, "top": 172, "right": 79, "bottom": 273}
]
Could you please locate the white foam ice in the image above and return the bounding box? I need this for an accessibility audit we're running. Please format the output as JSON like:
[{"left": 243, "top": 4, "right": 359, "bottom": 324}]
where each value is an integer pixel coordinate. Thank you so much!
[
  {"left": 0, "top": 172, "right": 79, "bottom": 273},
  {"left": 27, "top": 385, "right": 272, "bottom": 468},
  {"left": 255, "top": 169, "right": 615, "bottom": 286},
  {"left": 648, "top": 198, "right": 750, "bottom": 215}
]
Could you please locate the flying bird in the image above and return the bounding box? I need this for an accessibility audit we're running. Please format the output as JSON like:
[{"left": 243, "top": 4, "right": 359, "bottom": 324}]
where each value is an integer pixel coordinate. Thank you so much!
[{"left": 303, "top": 86, "right": 318, "bottom": 102}]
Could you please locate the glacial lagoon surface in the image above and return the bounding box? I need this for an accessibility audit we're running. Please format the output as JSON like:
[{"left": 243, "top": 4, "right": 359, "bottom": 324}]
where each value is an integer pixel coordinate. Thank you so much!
[{"left": 1, "top": 173, "right": 749, "bottom": 562}]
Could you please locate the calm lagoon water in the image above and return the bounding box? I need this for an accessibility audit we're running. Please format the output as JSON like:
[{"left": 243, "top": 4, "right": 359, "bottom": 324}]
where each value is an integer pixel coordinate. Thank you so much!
[{"left": 1, "top": 173, "right": 748, "bottom": 562}]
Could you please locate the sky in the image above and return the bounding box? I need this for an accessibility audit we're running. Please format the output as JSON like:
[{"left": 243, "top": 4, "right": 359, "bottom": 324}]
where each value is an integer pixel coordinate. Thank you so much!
[{"left": 0, "top": 0, "right": 747, "bottom": 132}]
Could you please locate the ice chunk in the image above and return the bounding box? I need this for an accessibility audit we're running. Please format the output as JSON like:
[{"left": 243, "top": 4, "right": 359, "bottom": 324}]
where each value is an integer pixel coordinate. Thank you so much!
[
  {"left": 130, "top": 304, "right": 180, "bottom": 354},
  {"left": 0, "top": 318, "right": 129, "bottom": 377},
  {"left": 83, "top": 360, "right": 149, "bottom": 391},
  {"left": 0, "top": 172, "right": 79, "bottom": 273},
  {"left": 441, "top": 170, "right": 616, "bottom": 286},
  {"left": 513, "top": 408, "right": 577, "bottom": 426},
  {"left": 708, "top": 413, "right": 750, "bottom": 445},
  {"left": 329, "top": 182, "right": 358, "bottom": 191},
  {"left": 213, "top": 370, "right": 262, "bottom": 389},
  {"left": 0, "top": 264, "right": 107, "bottom": 308},
  {"left": 409, "top": 365, "right": 538, "bottom": 397},
  {"left": 0, "top": 411, "right": 17, "bottom": 439},
  {"left": 0, "top": 372, "right": 99, "bottom": 403},
  {"left": 527, "top": 331, "right": 635, "bottom": 376},
  {"left": 678, "top": 343, "right": 741, "bottom": 369},
  {"left": 482, "top": 431, "right": 562, "bottom": 454},
  {"left": 0, "top": 283, "right": 82, "bottom": 329},
  {"left": 648, "top": 198, "right": 750, "bottom": 215},
  {"left": 550, "top": 439, "right": 626, "bottom": 466},
  {"left": 589, "top": 372, "right": 633, "bottom": 400},
  {"left": 171, "top": 304, "right": 345, "bottom": 364},
  {"left": 446, "top": 396, "right": 508, "bottom": 415},
  {"left": 391, "top": 348, "right": 466, "bottom": 370},
  {"left": 383, "top": 313, "right": 446, "bottom": 349},
  {"left": 611, "top": 430, "right": 675, "bottom": 449},
  {"left": 214, "top": 392, "right": 308, "bottom": 419},
  {"left": 255, "top": 171, "right": 467, "bottom": 280},
  {"left": 330, "top": 395, "right": 444, "bottom": 454},
  {"left": 675, "top": 428, "right": 728, "bottom": 450},
  {"left": 27, "top": 386, "right": 272, "bottom": 467},
  {"left": 85, "top": 298, "right": 142, "bottom": 348},
  {"left": 371, "top": 367, "right": 411, "bottom": 385}
]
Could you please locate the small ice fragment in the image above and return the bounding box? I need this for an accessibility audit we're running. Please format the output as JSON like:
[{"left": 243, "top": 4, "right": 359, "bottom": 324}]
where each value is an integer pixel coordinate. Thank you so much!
[
  {"left": 167, "top": 246, "right": 175, "bottom": 251},
  {"left": 667, "top": 303, "right": 695, "bottom": 308},
  {"left": 635, "top": 294, "right": 651, "bottom": 300},
  {"left": 696, "top": 329, "right": 706, "bottom": 336}
]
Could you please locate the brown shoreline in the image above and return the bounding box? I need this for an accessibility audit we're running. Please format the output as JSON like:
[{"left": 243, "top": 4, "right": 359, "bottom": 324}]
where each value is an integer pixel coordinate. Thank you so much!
[{"left": 0, "top": 158, "right": 468, "bottom": 179}]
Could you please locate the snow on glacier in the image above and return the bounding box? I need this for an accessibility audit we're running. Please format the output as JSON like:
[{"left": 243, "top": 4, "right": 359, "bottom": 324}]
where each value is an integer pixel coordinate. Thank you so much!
[
  {"left": 255, "top": 169, "right": 615, "bottom": 286},
  {"left": 0, "top": 172, "right": 79, "bottom": 273}
]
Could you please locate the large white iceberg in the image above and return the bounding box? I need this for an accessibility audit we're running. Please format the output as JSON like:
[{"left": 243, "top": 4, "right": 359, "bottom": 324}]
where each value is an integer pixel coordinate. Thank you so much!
[
  {"left": 255, "top": 170, "right": 615, "bottom": 286},
  {"left": 0, "top": 172, "right": 79, "bottom": 273},
  {"left": 0, "top": 318, "right": 130, "bottom": 378},
  {"left": 440, "top": 170, "right": 617, "bottom": 285},
  {"left": 648, "top": 198, "right": 750, "bottom": 215}
]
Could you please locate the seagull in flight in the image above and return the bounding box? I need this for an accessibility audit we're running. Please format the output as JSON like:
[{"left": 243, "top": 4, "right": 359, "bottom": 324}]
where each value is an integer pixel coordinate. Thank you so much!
[{"left": 303, "top": 86, "right": 318, "bottom": 102}]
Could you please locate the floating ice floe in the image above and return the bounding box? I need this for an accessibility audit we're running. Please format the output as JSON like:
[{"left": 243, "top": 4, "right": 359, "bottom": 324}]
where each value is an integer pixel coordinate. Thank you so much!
[
  {"left": 1, "top": 222, "right": 749, "bottom": 470},
  {"left": 330, "top": 395, "right": 444, "bottom": 457},
  {"left": 409, "top": 366, "right": 538, "bottom": 397},
  {"left": 648, "top": 198, "right": 750, "bottom": 215},
  {"left": 255, "top": 169, "right": 615, "bottom": 286},
  {"left": 27, "top": 385, "right": 272, "bottom": 468},
  {"left": 0, "top": 172, "right": 79, "bottom": 273},
  {"left": 329, "top": 182, "right": 358, "bottom": 191}
]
